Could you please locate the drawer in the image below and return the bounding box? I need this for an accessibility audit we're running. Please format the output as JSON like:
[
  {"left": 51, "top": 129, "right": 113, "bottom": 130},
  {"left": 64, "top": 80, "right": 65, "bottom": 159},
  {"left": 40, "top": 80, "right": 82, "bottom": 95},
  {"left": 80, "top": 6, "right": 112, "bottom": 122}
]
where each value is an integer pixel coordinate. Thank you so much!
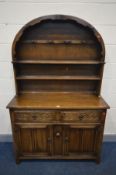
[
  {"left": 13, "top": 110, "right": 105, "bottom": 123},
  {"left": 14, "top": 111, "right": 61, "bottom": 123},
  {"left": 61, "top": 110, "right": 105, "bottom": 123}
]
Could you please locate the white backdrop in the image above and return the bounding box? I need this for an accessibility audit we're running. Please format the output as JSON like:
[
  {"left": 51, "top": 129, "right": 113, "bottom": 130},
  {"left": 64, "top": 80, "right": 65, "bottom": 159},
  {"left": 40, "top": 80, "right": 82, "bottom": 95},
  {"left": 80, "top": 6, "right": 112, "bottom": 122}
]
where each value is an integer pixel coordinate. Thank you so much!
[{"left": 0, "top": 0, "right": 116, "bottom": 135}]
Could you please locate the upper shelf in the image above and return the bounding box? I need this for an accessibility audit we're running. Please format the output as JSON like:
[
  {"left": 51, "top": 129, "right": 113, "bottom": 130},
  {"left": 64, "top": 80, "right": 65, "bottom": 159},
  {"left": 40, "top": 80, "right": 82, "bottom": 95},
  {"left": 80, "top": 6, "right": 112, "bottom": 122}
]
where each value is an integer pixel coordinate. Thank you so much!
[
  {"left": 12, "top": 60, "right": 105, "bottom": 64},
  {"left": 21, "top": 39, "right": 95, "bottom": 45}
]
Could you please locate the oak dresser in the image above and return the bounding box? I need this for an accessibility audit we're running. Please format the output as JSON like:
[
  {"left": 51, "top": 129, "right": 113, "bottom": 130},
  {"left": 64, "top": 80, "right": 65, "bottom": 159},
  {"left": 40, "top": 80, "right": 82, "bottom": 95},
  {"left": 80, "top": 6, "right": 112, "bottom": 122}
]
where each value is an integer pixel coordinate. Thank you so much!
[{"left": 7, "top": 15, "right": 110, "bottom": 164}]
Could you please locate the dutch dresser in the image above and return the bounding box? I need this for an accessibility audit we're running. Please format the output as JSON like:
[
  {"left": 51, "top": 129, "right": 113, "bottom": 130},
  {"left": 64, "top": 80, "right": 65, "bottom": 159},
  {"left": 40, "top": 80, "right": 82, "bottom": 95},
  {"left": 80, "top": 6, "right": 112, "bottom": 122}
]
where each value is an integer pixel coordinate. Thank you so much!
[{"left": 7, "top": 15, "right": 110, "bottom": 164}]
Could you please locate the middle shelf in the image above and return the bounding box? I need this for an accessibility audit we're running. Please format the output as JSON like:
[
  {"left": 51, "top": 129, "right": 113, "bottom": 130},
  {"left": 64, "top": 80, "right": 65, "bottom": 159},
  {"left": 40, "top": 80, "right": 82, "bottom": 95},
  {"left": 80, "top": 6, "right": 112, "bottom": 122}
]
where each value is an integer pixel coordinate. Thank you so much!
[
  {"left": 12, "top": 60, "right": 105, "bottom": 65},
  {"left": 16, "top": 75, "right": 101, "bottom": 80},
  {"left": 14, "top": 63, "right": 102, "bottom": 81}
]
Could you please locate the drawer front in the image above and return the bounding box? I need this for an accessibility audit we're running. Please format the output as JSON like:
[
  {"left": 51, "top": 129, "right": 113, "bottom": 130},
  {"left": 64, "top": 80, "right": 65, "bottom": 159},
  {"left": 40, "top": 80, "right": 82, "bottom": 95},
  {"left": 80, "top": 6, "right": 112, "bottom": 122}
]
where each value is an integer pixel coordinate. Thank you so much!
[
  {"left": 13, "top": 110, "right": 105, "bottom": 123},
  {"left": 61, "top": 110, "right": 105, "bottom": 123},
  {"left": 14, "top": 111, "right": 61, "bottom": 123}
]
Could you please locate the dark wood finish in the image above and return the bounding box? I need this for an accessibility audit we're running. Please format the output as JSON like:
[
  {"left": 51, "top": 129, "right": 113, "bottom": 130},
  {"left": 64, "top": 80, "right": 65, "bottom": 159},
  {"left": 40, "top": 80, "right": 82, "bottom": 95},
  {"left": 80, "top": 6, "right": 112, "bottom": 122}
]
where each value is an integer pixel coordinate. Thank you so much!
[
  {"left": 7, "top": 15, "right": 109, "bottom": 164},
  {"left": 7, "top": 93, "right": 109, "bottom": 109},
  {"left": 12, "top": 109, "right": 105, "bottom": 123}
]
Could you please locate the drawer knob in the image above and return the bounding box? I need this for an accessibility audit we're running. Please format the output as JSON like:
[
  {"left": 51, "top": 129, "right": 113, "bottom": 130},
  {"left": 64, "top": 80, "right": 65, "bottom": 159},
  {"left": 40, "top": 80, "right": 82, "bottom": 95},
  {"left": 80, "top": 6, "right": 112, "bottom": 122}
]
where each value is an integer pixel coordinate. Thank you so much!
[
  {"left": 79, "top": 115, "right": 84, "bottom": 120},
  {"left": 56, "top": 132, "right": 60, "bottom": 137},
  {"left": 32, "top": 115, "right": 37, "bottom": 120}
]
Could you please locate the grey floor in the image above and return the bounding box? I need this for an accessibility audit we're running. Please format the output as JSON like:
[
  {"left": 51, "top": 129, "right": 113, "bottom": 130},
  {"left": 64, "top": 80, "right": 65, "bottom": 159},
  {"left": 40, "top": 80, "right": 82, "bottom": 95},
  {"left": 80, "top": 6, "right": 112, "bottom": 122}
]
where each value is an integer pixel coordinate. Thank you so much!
[{"left": 0, "top": 142, "right": 116, "bottom": 175}]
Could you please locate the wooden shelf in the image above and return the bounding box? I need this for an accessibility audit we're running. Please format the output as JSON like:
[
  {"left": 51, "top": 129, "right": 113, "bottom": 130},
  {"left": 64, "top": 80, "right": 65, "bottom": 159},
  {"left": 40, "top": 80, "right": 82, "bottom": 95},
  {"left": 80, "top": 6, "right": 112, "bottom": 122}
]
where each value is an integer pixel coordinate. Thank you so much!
[
  {"left": 16, "top": 75, "right": 101, "bottom": 80},
  {"left": 21, "top": 39, "right": 95, "bottom": 44},
  {"left": 13, "top": 60, "right": 105, "bottom": 65}
]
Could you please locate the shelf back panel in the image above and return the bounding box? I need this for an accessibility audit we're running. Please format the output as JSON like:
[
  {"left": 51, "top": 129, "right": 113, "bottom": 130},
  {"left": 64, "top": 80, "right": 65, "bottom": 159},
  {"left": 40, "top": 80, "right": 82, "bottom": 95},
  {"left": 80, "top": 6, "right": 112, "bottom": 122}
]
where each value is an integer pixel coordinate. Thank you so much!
[
  {"left": 17, "top": 80, "right": 99, "bottom": 94},
  {"left": 19, "top": 20, "right": 99, "bottom": 41},
  {"left": 16, "top": 64, "right": 101, "bottom": 77},
  {"left": 16, "top": 43, "right": 101, "bottom": 61}
]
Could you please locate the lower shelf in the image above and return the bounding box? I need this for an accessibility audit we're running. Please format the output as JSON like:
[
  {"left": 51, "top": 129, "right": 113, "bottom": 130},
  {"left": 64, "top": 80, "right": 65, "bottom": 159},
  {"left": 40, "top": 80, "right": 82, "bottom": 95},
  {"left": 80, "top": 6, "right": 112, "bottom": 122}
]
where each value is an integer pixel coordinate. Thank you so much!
[
  {"left": 16, "top": 152, "right": 100, "bottom": 164},
  {"left": 19, "top": 154, "right": 96, "bottom": 160}
]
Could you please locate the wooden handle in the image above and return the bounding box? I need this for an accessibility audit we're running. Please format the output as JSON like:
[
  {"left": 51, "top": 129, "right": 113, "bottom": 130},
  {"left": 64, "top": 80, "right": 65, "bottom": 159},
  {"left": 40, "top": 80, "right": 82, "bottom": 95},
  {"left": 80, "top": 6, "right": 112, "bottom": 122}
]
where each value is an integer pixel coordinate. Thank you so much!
[
  {"left": 32, "top": 115, "right": 37, "bottom": 120},
  {"left": 79, "top": 115, "right": 84, "bottom": 120}
]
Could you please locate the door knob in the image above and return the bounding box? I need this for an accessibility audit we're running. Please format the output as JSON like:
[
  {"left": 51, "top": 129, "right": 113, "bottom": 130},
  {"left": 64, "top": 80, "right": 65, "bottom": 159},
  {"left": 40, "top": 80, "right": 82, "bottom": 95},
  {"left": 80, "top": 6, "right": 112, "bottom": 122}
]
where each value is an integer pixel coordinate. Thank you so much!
[{"left": 56, "top": 132, "right": 60, "bottom": 137}]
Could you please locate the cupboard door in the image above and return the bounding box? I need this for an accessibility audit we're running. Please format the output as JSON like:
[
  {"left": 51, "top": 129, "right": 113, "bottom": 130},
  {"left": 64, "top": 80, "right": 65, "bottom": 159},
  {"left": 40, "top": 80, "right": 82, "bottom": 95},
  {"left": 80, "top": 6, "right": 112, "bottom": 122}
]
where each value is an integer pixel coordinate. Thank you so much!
[
  {"left": 14, "top": 124, "right": 52, "bottom": 157},
  {"left": 64, "top": 125, "right": 102, "bottom": 156},
  {"left": 53, "top": 125, "right": 64, "bottom": 155}
]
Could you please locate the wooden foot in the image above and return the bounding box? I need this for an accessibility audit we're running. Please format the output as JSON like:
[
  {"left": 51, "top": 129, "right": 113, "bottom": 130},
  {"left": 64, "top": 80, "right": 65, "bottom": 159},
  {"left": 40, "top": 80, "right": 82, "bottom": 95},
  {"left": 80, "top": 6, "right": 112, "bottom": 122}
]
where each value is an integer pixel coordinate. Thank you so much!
[
  {"left": 96, "top": 156, "right": 101, "bottom": 164},
  {"left": 16, "top": 158, "right": 21, "bottom": 164}
]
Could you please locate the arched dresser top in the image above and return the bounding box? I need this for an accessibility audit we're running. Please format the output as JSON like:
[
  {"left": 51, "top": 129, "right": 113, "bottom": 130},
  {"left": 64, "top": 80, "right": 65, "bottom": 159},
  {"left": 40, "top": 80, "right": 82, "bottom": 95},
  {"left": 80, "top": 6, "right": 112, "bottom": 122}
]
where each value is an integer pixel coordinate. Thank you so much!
[{"left": 12, "top": 14, "right": 105, "bottom": 60}]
